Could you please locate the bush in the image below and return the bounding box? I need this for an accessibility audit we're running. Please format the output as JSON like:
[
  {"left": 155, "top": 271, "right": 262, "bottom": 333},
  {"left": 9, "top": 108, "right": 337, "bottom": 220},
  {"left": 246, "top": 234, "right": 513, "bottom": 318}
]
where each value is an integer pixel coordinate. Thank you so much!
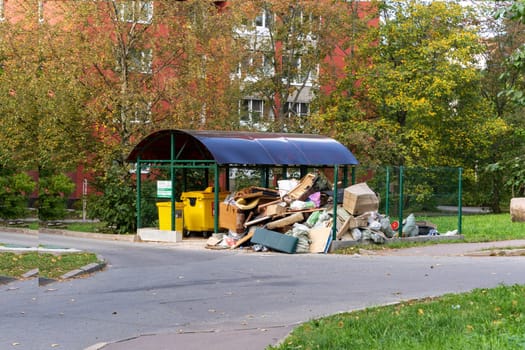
[
  {"left": 0, "top": 171, "right": 36, "bottom": 219},
  {"left": 88, "top": 166, "right": 137, "bottom": 234},
  {"left": 37, "top": 173, "right": 75, "bottom": 221}
]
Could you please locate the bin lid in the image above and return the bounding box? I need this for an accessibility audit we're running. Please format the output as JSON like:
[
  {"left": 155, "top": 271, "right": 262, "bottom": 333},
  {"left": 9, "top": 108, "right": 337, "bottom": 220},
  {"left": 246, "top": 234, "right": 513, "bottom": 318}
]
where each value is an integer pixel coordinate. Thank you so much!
[{"left": 127, "top": 129, "right": 359, "bottom": 166}]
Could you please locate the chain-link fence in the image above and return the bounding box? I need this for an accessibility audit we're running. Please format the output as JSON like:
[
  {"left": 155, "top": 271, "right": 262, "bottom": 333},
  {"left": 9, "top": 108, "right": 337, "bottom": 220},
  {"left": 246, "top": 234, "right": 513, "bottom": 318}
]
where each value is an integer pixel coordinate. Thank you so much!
[
  {"left": 136, "top": 163, "right": 463, "bottom": 236},
  {"left": 357, "top": 166, "right": 463, "bottom": 234}
]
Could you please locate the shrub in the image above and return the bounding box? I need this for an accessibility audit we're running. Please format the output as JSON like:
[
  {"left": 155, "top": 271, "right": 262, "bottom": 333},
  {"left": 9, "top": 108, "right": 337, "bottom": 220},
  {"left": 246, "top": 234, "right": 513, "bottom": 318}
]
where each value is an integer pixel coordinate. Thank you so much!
[
  {"left": 0, "top": 171, "right": 36, "bottom": 219},
  {"left": 37, "top": 173, "right": 75, "bottom": 221}
]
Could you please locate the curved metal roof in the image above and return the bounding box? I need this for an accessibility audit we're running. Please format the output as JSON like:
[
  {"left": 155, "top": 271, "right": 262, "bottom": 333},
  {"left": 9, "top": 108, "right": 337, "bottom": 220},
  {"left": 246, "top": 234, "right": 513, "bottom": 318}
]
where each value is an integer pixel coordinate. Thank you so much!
[{"left": 127, "top": 129, "right": 358, "bottom": 166}]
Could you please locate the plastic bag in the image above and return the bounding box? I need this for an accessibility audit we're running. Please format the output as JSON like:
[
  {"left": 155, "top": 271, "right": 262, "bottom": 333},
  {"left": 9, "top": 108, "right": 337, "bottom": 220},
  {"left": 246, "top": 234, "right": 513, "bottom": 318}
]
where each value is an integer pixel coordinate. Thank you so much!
[{"left": 402, "top": 213, "right": 418, "bottom": 237}]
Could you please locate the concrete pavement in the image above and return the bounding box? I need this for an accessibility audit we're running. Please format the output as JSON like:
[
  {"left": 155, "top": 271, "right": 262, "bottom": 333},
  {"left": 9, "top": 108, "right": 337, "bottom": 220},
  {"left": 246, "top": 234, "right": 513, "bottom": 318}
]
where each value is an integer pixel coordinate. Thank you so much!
[
  {"left": 2, "top": 228, "right": 525, "bottom": 350},
  {"left": 85, "top": 236, "right": 525, "bottom": 350}
]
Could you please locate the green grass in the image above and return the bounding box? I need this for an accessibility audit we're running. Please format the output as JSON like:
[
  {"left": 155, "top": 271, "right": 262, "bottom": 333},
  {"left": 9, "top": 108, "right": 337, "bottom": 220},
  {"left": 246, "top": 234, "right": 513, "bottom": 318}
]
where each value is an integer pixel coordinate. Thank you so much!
[
  {"left": 269, "top": 284, "right": 525, "bottom": 350},
  {"left": 0, "top": 252, "right": 100, "bottom": 279},
  {"left": 337, "top": 213, "right": 525, "bottom": 254},
  {"left": 417, "top": 213, "right": 525, "bottom": 242},
  {"left": 56, "top": 221, "right": 106, "bottom": 233}
]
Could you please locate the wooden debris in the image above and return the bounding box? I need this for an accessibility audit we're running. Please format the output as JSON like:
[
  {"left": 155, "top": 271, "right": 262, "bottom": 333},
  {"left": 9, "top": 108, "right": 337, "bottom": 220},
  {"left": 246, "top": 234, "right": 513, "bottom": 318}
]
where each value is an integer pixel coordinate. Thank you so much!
[
  {"left": 283, "top": 173, "right": 318, "bottom": 202},
  {"left": 231, "top": 228, "right": 256, "bottom": 249},
  {"left": 266, "top": 212, "right": 304, "bottom": 230},
  {"left": 309, "top": 226, "right": 332, "bottom": 253},
  {"left": 244, "top": 215, "right": 271, "bottom": 227}
]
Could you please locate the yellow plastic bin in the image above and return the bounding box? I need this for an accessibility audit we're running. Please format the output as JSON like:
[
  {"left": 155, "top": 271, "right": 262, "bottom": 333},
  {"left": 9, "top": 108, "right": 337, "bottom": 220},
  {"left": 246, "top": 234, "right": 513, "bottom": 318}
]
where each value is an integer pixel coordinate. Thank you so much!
[
  {"left": 156, "top": 201, "right": 184, "bottom": 231},
  {"left": 180, "top": 187, "right": 228, "bottom": 232}
]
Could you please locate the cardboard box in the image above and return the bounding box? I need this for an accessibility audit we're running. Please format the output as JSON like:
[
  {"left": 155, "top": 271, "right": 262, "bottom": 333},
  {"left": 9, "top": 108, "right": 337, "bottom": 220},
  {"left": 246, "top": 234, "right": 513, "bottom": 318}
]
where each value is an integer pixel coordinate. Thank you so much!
[
  {"left": 343, "top": 182, "right": 379, "bottom": 215},
  {"left": 219, "top": 202, "right": 246, "bottom": 233},
  {"left": 262, "top": 202, "right": 287, "bottom": 217},
  {"left": 348, "top": 216, "right": 369, "bottom": 229}
]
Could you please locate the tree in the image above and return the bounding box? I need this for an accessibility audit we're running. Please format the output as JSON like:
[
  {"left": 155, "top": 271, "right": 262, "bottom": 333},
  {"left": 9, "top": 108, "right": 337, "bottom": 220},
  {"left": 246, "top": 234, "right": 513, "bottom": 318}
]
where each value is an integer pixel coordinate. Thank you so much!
[
  {"left": 319, "top": 1, "right": 508, "bottom": 172},
  {"left": 59, "top": 0, "right": 245, "bottom": 232},
  {"left": 466, "top": 1, "right": 525, "bottom": 210},
  {"left": 485, "top": 0, "right": 525, "bottom": 200},
  {"left": 232, "top": 0, "right": 371, "bottom": 132},
  {"left": 0, "top": 1, "right": 94, "bottom": 219}
]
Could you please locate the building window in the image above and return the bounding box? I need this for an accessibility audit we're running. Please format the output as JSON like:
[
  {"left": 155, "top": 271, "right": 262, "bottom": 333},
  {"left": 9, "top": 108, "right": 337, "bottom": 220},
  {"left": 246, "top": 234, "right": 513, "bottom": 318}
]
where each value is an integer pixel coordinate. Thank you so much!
[
  {"left": 290, "top": 6, "right": 320, "bottom": 35},
  {"left": 282, "top": 53, "right": 318, "bottom": 85},
  {"left": 118, "top": 1, "right": 153, "bottom": 24},
  {"left": 285, "top": 102, "right": 309, "bottom": 117},
  {"left": 238, "top": 51, "right": 274, "bottom": 78},
  {"left": 241, "top": 99, "right": 264, "bottom": 124},
  {"left": 129, "top": 48, "right": 152, "bottom": 74},
  {"left": 255, "top": 8, "right": 272, "bottom": 28}
]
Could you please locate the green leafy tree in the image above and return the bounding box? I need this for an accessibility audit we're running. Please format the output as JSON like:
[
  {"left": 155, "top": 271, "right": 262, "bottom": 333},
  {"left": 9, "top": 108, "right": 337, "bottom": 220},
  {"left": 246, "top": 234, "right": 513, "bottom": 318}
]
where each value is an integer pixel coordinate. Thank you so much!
[
  {"left": 0, "top": 1, "right": 95, "bottom": 222},
  {"left": 487, "top": 0, "right": 525, "bottom": 200},
  {"left": 360, "top": 0, "right": 502, "bottom": 168},
  {"left": 470, "top": 1, "right": 525, "bottom": 210},
  {"left": 319, "top": 1, "right": 509, "bottom": 170}
]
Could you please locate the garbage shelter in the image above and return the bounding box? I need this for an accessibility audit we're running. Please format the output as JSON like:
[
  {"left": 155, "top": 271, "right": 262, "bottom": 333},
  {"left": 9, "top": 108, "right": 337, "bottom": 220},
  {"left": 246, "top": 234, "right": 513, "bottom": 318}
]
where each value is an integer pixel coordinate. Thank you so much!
[{"left": 126, "top": 129, "right": 359, "bottom": 242}]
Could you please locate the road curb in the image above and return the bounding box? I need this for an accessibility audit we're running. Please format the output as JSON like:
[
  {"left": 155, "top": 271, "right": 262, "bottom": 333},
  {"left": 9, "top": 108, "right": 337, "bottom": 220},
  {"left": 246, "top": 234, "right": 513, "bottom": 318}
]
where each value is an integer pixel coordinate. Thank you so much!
[
  {"left": 0, "top": 226, "right": 137, "bottom": 242},
  {"left": 60, "top": 254, "right": 107, "bottom": 280},
  {"left": 40, "top": 228, "right": 137, "bottom": 242}
]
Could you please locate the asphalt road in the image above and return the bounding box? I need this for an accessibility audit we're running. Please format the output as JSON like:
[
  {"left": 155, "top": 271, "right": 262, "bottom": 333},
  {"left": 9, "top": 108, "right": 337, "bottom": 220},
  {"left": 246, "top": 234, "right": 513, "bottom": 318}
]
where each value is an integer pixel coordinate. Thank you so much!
[{"left": 1, "top": 231, "right": 524, "bottom": 350}]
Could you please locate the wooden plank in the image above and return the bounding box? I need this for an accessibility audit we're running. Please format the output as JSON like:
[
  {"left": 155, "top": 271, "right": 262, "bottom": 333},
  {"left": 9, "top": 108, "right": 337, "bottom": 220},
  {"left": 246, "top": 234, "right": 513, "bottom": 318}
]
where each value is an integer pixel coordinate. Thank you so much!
[
  {"left": 244, "top": 215, "right": 271, "bottom": 227},
  {"left": 231, "top": 228, "right": 255, "bottom": 249},
  {"left": 265, "top": 212, "right": 304, "bottom": 230},
  {"left": 285, "top": 173, "right": 318, "bottom": 201},
  {"left": 257, "top": 199, "right": 283, "bottom": 210},
  {"left": 336, "top": 216, "right": 353, "bottom": 240}
]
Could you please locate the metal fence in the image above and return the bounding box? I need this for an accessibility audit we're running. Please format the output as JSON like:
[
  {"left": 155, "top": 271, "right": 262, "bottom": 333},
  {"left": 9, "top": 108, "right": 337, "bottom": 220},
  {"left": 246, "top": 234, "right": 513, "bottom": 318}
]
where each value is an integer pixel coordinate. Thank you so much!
[
  {"left": 357, "top": 166, "right": 463, "bottom": 234},
  {"left": 137, "top": 164, "right": 463, "bottom": 235}
]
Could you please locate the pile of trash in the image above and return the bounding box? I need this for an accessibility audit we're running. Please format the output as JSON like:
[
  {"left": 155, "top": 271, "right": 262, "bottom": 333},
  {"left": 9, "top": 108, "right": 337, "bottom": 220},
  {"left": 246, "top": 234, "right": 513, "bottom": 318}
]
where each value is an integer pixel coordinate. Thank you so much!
[{"left": 206, "top": 173, "right": 456, "bottom": 253}]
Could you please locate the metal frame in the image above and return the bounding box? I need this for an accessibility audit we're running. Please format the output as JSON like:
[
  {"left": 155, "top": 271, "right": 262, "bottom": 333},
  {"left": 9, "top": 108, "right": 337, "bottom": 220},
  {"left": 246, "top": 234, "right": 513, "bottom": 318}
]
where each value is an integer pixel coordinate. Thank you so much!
[{"left": 130, "top": 130, "right": 359, "bottom": 240}]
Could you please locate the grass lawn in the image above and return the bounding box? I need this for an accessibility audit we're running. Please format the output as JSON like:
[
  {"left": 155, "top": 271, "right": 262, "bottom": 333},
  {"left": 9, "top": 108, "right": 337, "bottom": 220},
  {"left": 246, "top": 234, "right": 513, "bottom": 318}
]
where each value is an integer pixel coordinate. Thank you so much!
[
  {"left": 420, "top": 213, "right": 525, "bottom": 242},
  {"left": 268, "top": 284, "right": 525, "bottom": 350},
  {"left": 0, "top": 252, "right": 100, "bottom": 279},
  {"left": 337, "top": 213, "right": 525, "bottom": 254},
  {"left": 275, "top": 214, "right": 525, "bottom": 350}
]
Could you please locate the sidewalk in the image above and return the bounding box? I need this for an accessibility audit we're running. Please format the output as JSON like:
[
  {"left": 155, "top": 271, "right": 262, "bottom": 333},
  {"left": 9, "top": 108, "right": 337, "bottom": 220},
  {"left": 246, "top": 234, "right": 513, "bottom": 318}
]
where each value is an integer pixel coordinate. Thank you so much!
[
  {"left": 366, "top": 239, "right": 525, "bottom": 257},
  {"left": 86, "top": 325, "right": 297, "bottom": 350}
]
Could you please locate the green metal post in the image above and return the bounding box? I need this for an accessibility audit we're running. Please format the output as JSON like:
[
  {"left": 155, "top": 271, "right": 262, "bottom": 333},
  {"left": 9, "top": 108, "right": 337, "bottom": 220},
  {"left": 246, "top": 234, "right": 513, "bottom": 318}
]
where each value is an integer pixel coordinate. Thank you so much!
[
  {"left": 398, "top": 166, "right": 404, "bottom": 235},
  {"left": 458, "top": 167, "right": 463, "bottom": 234},
  {"left": 170, "top": 133, "right": 176, "bottom": 231},
  {"left": 351, "top": 166, "right": 356, "bottom": 185},
  {"left": 342, "top": 166, "right": 349, "bottom": 187},
  {"left": 136, "top": 157, "right": 142, "bottom": 230},
  {"left": 214, "top": 163, "right": 220, "bottom": 233},
  {"left": 385, "top": 166, "right": 390, "bottom": 216},
  {"left": 332, "top": 165, "right": 339, "bottom": 242}
]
